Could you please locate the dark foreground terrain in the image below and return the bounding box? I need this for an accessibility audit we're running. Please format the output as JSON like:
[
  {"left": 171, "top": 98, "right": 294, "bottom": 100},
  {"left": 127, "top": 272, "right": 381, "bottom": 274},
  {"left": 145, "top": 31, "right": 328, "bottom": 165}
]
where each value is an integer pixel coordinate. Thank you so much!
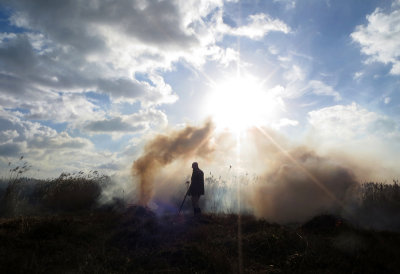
[{"left": 1, "top": 207, "right": 400, "bottom": 273}]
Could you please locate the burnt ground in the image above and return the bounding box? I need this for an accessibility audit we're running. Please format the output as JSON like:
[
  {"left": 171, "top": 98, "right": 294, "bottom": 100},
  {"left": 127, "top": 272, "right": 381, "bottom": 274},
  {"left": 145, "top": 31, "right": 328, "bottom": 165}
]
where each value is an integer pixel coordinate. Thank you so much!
[{"left": 1, "top": 207, "right": 400, "bottom": 273}]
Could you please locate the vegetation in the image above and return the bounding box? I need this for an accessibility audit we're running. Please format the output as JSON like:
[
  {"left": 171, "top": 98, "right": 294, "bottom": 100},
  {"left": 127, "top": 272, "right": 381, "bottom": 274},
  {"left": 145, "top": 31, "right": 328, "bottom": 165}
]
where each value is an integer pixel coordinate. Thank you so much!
[
  {"left": 0, "top": 161, "right": 111, "bottom": 217},
  {"left": 1, "top": 160, "right": 400, "bottom": 272},
  {"left": 354, "top": 181, "right": 400, "bottom": 231}
]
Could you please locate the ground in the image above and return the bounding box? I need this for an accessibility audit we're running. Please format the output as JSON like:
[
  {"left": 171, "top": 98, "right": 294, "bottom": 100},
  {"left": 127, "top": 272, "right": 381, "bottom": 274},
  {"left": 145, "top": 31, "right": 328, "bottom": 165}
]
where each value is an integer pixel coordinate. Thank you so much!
[{"left": 1, "top": 206, "right": 400, "bottom": 273}]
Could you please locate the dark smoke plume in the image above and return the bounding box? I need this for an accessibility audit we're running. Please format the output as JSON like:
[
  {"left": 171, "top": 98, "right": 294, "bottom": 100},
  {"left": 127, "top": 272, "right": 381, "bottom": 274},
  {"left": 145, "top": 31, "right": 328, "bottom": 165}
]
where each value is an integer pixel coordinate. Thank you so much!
[{"left": 132, "top": 120, "right": 215, "bottom": 205}]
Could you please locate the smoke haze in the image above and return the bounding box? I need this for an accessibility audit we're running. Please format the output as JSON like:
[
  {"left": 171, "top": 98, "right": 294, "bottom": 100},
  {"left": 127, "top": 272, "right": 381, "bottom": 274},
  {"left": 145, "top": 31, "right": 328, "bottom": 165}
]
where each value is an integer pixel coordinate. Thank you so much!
[
  {"left": 131, "top": 119, "right": 397, "bottom": 223},
  {"left": 249, "top": 147, "right": 358, "bottom": 223}
]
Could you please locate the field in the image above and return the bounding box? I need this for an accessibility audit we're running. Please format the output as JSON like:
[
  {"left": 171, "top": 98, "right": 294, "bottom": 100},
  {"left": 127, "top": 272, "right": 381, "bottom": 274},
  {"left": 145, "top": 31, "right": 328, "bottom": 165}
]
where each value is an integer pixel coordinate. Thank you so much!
[
  {"left": 1, "top": 170, "right": 400, "bottom": 273},
  {"left": 1, "top": 207, "right": 400, "bottom": 273}
]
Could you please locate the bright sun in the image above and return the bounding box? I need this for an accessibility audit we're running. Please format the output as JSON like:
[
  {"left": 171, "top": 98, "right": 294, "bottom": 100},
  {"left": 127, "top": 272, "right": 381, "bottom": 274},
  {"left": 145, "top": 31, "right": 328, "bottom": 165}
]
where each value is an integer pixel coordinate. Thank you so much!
[{"left": 205, "top": 75, "right": 279, "bottom": 133}]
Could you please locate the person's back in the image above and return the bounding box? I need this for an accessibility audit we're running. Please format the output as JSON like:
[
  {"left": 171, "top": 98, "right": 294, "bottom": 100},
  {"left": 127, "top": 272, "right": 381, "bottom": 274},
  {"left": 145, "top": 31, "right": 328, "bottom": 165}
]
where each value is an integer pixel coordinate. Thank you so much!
[
  {"left": 190, "top": 167, "right": 204, "bottom": 196},
  {"left": 188, "top": 162, "right": 204, "bottom": 216}
]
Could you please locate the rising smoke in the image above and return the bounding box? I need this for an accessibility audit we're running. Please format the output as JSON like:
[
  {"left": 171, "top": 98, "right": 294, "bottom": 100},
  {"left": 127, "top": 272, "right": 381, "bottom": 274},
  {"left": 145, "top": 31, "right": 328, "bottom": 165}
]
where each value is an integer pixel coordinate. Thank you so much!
[
  {"left": 131, "top": 119, "right": 389, "bottom": 223},
  {"left": 132, "top": 120, "right": 215, "bottom": 205},
  {"left": 249, "top": 147, "right": 359, "bottom": 223}
]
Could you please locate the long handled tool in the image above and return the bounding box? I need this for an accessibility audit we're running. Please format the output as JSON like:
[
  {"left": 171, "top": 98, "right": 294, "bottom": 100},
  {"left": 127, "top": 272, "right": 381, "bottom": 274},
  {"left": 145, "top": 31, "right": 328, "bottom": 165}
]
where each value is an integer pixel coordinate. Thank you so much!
[{"left": 178, "top": 181, "right": 190, "bottom": 214}]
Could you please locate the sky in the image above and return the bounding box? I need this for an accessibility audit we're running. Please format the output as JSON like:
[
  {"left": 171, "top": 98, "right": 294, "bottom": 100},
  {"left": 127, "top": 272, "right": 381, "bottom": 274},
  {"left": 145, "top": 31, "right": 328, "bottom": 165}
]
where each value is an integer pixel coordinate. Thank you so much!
[{"left": 0, "top": 0, "right": 399, "bottom": 180}]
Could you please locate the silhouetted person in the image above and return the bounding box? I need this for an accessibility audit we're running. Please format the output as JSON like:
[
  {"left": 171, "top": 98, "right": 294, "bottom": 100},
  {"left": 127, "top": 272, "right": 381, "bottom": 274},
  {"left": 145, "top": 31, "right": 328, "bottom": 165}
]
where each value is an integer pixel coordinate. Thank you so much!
[{"left": 188, "top": 162, "right": 204, "bottom": 216}]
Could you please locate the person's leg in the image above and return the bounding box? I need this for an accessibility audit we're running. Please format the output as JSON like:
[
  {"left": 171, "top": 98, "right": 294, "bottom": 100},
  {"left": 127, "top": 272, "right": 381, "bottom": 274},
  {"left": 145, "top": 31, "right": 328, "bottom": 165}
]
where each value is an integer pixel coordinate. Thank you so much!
[
  {"left": 191, "top": 195, "right": 199, "bottom": 215},
  {"left": 195, "top": 195, "right": 201, "bottom": 215}
]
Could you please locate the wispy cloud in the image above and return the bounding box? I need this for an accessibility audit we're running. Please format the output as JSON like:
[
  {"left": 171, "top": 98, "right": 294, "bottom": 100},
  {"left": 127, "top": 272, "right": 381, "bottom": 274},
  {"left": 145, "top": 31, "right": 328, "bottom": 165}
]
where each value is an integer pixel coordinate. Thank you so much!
[{"left": 226, "top": 13, "right": 291, "bottom": 39}]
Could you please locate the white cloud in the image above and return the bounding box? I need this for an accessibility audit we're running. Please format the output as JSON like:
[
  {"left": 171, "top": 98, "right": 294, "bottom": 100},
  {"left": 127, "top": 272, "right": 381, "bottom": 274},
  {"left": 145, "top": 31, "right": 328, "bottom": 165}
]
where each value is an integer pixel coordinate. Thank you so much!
[
  {"left": 0, "top": 1, "right": 198, "bottom": 119},
  {"left": 97, "top": 75, "right": 178, "bottom": 106},
  {"left": 0, "top": 32, "right": 17, "bottom": 42},
  {"left": 284, "top": 65, "right": 305, "bottom": 82},
  {"left": 351, "top": 6, "right": 400, "bottom": 74},
  {"left": 272, "top": 118, "right": 299, "bottom": 129},
  {"left": 29, "top": 132, "right": 92, "bottom": 150},
  {"left": 282, "top": 65, "right": 341, "bottom": 101},
  {"left": 25, "top": 93, "right": 105, "bottom": 124},
  {"left": 308, "top": 103, "right": 397, "bottom": 140},
  {"left": 390, "top": 62, "right": 400, "bottom": 74},
  {"left": 306, "top": 80, "right": 341, "bottom": 101},
  {"left": 353, "top": 71, "right": 363, "bottom": 80},
  {"left": 0, "top": 107, "right": 128, "bottom": 177},
  {"left": 0, "top": 1, "right": 290, "bottom": 118},
  {"left": 0, "top": 129, "right": 19, "bottom": 143},
  {"left": 0, "top": 106, "right": 99, "bottom": 176},
  {"left": 226, "top": 13, "right": 290, "bottom": 39},
  {"left": 0, "top": 107, "right": 92, "bottom": 151}
]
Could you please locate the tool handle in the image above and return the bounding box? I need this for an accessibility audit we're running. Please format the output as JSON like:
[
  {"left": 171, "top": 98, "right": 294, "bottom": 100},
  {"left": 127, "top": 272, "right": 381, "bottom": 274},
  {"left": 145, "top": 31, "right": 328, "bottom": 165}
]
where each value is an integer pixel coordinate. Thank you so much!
[{"left": 178, "top": 182, "right": 191, "bottom": 214}]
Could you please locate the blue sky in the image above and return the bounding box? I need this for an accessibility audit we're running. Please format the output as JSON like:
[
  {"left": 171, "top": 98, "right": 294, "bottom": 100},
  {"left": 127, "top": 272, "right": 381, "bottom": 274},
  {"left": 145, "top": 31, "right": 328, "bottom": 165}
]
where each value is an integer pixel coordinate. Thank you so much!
[{"left": 0, "top": 0, "right": 399, "bottom": 179}]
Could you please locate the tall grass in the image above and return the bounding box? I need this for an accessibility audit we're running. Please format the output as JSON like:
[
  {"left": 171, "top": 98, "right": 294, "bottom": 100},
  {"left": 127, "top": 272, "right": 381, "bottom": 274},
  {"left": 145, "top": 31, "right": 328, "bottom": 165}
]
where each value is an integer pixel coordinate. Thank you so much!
[
  {"left": 353, "top": 180, "right": 400, "bottom": 230},
  {"left": 0, "top": 161, "right": 112, "bottom": 217}
]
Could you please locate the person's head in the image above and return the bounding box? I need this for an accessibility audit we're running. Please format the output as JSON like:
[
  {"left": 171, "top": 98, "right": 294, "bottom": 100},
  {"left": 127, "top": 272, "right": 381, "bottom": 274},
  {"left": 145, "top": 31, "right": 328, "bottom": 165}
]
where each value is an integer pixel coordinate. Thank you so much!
[{"left": 192, "top": 162, "right": 199, "bottom": 169}]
